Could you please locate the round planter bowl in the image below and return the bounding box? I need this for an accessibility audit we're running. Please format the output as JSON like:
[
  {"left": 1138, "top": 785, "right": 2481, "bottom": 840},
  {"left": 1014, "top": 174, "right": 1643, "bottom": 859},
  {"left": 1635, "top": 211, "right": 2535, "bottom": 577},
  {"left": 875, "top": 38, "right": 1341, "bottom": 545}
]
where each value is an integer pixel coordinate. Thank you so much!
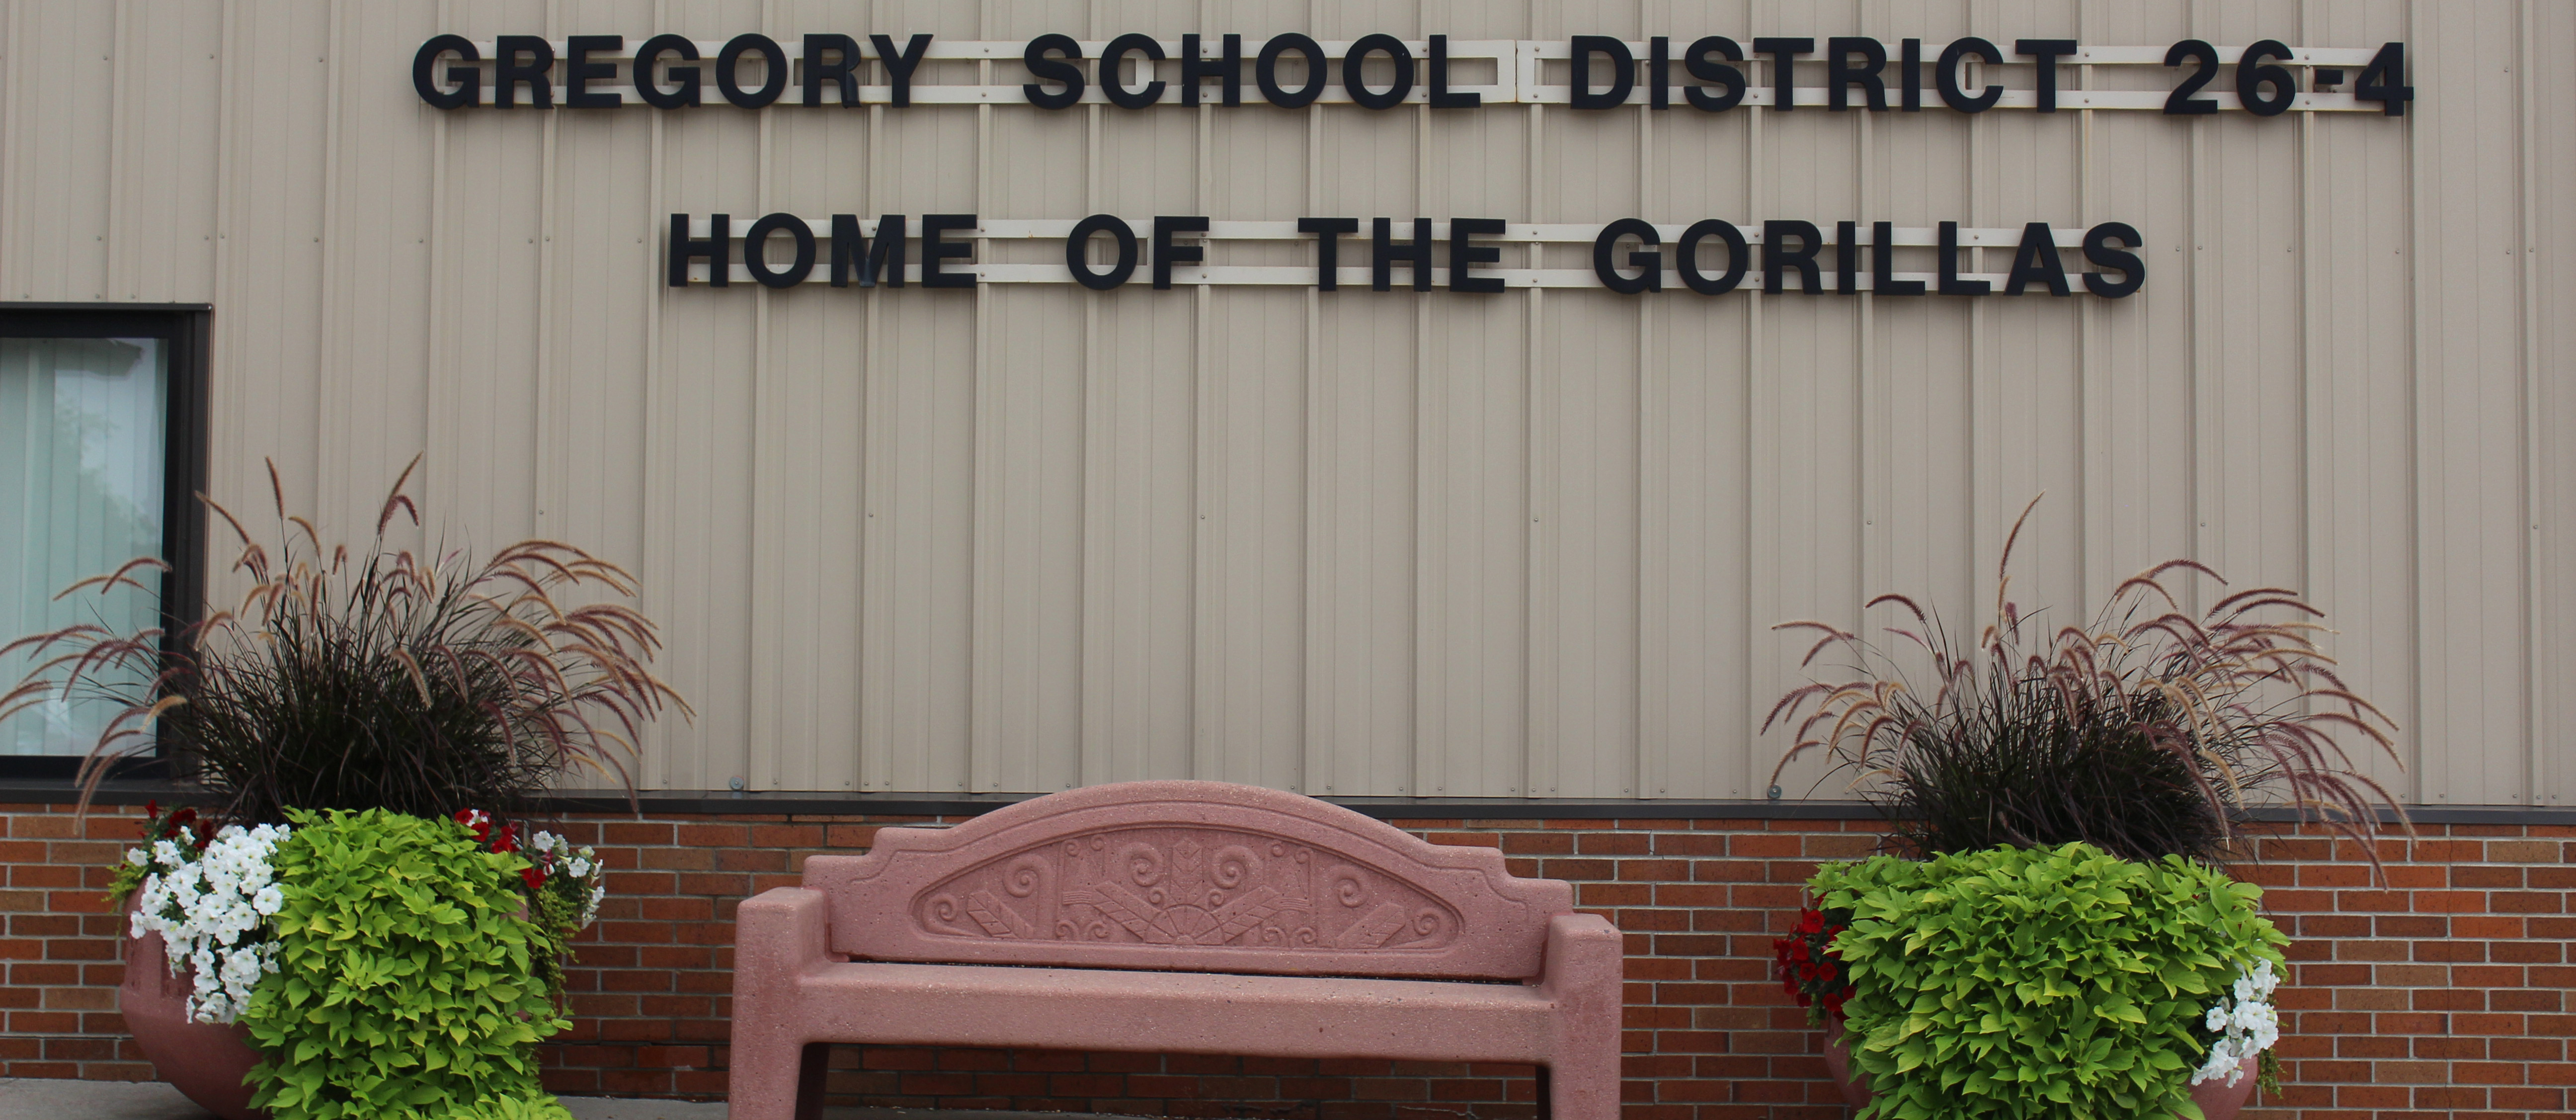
[
  {"left": 1823, "top": 1029, "right": 2258, "bottom": 1120},
  {"left": 119, "top": 928, "right": 270, "bottom": 1120}
]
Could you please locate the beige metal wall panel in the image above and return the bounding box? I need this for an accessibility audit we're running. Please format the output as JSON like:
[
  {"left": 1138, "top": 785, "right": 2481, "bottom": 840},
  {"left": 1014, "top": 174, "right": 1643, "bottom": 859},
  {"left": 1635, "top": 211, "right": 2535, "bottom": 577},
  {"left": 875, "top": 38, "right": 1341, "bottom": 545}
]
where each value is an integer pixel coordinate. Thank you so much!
[
  {"left": 641, "top": 92, "right": 763, "bottom": 792},
  {"left": 859, "top": 287, "right": 977, "bottom": 793},
  {"left": 1197, "top": 87, "right": 1314, "bottom": 792},
  {"left": 1417, "top": 111, "right": 1529, "bottom": 798},
  {"left": 208, "top": 3, "right": 331, "bottom": 544},
  {"left": 2412, "top": 5, "right": 2531, "bottom": 806},
  {"left": 1417, "top": 290, "right": 1529, "bottom": 796},
  {"left": 2532, "top": 0, "right": 2575, "bottom": 811},
  {"left": 5, "top": 0, "right": 2568, "bottom": 806},
  {"left": 1195, "top": 286, "right": 1307, "bottom": 791},
  {"left": 113, "top": 5, "right": 224, "bottom": 306},
  {"left": 974, "top": 285, "right": 1089, "bottom": 795},
  {"left": 1080, "top": 291, "right": 1198, "bottom": 784},
  {"left": 313, "top": 7, "right": 437, "bottom": 552},
  {"left": 1533, "top": 289, "right": 1642, "bottom": 799},
  {"left": 1304, "top": 295, "right": 1417, "bottom": 797},
  {"left": 0, "top": 2, "right": 114, "bottom": 305},
  {"left": 754, "top": 67, "right": 874, "bottom": 793}
]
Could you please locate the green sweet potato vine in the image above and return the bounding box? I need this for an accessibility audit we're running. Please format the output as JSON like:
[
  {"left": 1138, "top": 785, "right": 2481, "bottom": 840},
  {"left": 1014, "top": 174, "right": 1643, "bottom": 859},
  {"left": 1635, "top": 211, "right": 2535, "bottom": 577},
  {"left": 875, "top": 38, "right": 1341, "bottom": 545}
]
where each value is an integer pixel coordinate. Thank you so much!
[
  {"left": 1812, "top": 844, "right": 2288, "bottom": 1120},
  {"left": 242, "top": 809, "right": 573, "bottom": 1120}
]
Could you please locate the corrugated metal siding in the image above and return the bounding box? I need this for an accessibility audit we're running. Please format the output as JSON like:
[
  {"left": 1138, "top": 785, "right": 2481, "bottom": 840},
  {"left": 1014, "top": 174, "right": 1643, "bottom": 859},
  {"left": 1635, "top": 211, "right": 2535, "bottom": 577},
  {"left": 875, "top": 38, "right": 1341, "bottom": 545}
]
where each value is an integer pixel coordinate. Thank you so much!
[{"left": 1, "top": 0, "right": 2565, "bottom": 805}]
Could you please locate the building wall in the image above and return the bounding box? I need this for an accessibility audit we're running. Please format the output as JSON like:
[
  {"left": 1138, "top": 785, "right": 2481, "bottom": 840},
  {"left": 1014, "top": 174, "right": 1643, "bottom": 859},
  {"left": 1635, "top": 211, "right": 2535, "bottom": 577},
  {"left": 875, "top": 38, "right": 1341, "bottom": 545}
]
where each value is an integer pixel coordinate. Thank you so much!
[
  {"left": 0, "top": 801, "right": 2567, "bottom": 1118},
  {"left": 0, "top": 0, "right": 2572, "bottom": 805}
]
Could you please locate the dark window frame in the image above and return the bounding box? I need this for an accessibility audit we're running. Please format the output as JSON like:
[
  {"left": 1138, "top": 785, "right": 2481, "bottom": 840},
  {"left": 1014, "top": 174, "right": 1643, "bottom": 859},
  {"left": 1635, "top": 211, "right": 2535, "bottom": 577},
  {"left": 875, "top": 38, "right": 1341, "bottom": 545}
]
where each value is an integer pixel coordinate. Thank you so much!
[{"left": 0, "top": 303, "right": 211, "bottom": 777}]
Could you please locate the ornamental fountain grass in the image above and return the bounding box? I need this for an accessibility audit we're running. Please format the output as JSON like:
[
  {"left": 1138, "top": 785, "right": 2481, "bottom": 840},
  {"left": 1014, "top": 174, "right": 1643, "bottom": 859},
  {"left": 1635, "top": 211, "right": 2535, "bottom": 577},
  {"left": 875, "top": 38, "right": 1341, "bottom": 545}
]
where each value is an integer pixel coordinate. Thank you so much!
[
  {"left": 5, "top": 458, "right": 685, "bottom": 1120},
  {"left": 1763, "top": 495, "right": 2406, "bottom": 1120}
]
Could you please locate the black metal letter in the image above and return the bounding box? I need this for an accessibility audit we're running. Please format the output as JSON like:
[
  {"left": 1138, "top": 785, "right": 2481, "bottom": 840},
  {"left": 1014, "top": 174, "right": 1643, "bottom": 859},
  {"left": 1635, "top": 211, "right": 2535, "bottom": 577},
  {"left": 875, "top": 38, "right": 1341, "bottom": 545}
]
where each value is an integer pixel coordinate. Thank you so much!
[
  {"left": 1102, "top": 33, "right": 1167, "bottom": 109},
  {"left": 744, "top": 213, "right": 816, "bottom": 287},
  {"left": 1153, "top": 215, "right": 1208, "bottom": 289},
  {"left": 670, "top": 213, "right": 729, "bottom": 287},
  {"left": 413, "top": 35, "right": 481, "bottom": 109},
  {"left": 495, "top": 35, "right": 555, "bottom": 109},
  {"left": 1938, "top": 221, "right": 1990, "bottom": 295},
  {"left": 2082, "top": 222, "right": 2146, "bottom": 297},
  {"left": 1024, "top": 35, "right": 1085, "bottom": 109},
  {"left": 718, "top": 34, "right": 788, "bottom": 107},
  {"left": 1937, "top": 37, "right": 2003, "bottom": 113},
  {"left": 1872, "top": 221, "right": 1924, "bottom": 295},
  {"left": 2017, "top": 39, "right": 2078, "bottom": 112},
  {"left": 1257, "top": 34, "right": 1328, "bottom": 108},
  {"left": 636, "top": 34, "right": 702, "bottom": 108},
  {"left": 1594, "top": 218, "right": 1662, "bottom": 294},
  {"left": 564, "top": 35, "right": 623, "bottom": 107},
  {"left": 870, "top": 34, "right": 934, "bottom": 107},
  {"left": 1373, "top": 217, "right": 1433, "bottom": 291},
  {"left": 1826, "top": 37, "right": 1886, "bottom": 111},
  {"left": 1570, "top": 36, "right": 1635, "bottom": 109},
  {"left": 1299, "top": 216, "right": 1359, "bottom": 290},
  {"left": 1448, "top": 218, "right": 1505, "bottom": 292},
  {"left": 1343, "top": 34, "right": 1414, "bottom": 110},
  {"left": 1429, "top": 35, "right": 1481, "bottom": 108},
  {"left": 1752, "top": 37, "right": 1813, "bottom": 110},
  {"left": 1677, "top": 219, "right": 1749, "bottom": 294},
  {"left": 1763, "top": 220, "right": 1823, "bottom": 293},
  {"left": 1181, "top": 34, "right": 1242, "bottom": 106},
  {"left": 1683, "top": 37, "right": 1746, "bottom": 111},
  {"left": 803, "top": 34, "right": 863, "bottom": 106},
  {"left": 1066, "top": 214, "right": 1137, "bottom": 290}
]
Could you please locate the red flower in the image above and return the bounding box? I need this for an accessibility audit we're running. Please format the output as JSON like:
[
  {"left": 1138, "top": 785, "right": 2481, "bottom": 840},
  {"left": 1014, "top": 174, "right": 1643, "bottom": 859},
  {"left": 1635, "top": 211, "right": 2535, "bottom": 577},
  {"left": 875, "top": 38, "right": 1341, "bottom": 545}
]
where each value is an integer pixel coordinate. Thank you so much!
[
  {"left": 1818, "top": 962, "right": 1837, "bottom": 983},
  {"left": 490, "top": 824, "right": 518, "bottom": 854},
  {"left": 521, "top": 867, "right": 545, "bottom": 891}
]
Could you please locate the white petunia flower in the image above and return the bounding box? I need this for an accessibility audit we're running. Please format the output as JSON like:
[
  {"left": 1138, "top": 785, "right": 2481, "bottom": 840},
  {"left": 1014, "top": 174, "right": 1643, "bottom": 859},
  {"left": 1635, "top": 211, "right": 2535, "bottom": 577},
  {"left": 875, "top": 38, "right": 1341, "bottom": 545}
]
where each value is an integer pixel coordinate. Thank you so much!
[
  {"left": 127, "top": 819, "right": 291, "bottom": 1024},
  {"left": 2190, "top": 960, "right": 2281, "bottom": 1088}
]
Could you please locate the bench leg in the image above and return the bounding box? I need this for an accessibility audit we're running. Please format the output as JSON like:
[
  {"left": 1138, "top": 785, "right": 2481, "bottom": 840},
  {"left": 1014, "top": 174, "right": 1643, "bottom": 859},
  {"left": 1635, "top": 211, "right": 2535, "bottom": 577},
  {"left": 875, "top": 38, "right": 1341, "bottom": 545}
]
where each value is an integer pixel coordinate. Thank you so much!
[
  {"left": 729, "top": 1037, "right": 829, "bottom": 1120},
  {"left": 1537, "top": 912, "right": 1625, "bottom": 1120},
  {"left": 1543, "top": 1051, "right": 1619, "bottom": 1120},
  {"left": 730, "top": 886, "right": 836, "bottom": 1120}
]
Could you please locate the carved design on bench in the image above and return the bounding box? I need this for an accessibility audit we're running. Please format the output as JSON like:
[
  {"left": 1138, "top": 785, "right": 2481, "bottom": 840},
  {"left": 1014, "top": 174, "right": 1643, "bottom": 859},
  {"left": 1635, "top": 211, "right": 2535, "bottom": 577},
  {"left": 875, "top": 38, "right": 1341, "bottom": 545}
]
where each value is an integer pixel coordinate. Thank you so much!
[{"left": 917, "top": 827, "right": 1461, "bottom": 952}]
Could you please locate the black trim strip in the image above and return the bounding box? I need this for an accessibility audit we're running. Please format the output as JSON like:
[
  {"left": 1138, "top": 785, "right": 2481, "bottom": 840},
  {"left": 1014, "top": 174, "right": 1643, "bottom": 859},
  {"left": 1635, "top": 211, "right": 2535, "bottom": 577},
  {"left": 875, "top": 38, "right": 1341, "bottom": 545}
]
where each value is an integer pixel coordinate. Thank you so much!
[{"left": 9, "top": 780, "right": 2572, "bottom": 825}]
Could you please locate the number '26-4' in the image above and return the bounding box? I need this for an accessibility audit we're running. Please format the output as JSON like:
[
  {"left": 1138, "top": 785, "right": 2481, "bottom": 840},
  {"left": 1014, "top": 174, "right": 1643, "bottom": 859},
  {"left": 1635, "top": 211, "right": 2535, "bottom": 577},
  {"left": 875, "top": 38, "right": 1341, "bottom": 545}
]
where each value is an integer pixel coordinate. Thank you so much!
[{"left": 2162, "top": 40, "right": 2410, "bottom": 116}]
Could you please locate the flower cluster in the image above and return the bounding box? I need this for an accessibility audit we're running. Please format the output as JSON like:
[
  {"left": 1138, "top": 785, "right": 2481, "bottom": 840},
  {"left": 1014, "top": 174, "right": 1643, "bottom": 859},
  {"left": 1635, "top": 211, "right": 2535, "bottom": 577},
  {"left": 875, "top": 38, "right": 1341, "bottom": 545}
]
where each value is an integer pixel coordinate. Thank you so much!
[
  {"left": 1772, "top": 906, "right": 1854, "bottom": 1022},
  {"left": 455, "top": 809, "right": 604, "bottom": 932},
  {"left": 526, "top": 830, "right": 605, "bottom": 931},
  {"left": 123, "top": 806, "right": 290, "bottom": 1024},
  {"left": 2191, "top": 959, "right": 2283, "bottom": 1087}
]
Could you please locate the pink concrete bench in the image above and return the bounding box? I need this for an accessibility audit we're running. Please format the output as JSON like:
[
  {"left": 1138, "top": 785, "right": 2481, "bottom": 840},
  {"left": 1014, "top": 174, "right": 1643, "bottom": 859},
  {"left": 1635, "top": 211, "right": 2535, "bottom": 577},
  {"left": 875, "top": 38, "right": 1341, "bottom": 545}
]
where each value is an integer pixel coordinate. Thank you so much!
[{"left": 728, "top": 780, "right": 1623, "bottom": 1120}]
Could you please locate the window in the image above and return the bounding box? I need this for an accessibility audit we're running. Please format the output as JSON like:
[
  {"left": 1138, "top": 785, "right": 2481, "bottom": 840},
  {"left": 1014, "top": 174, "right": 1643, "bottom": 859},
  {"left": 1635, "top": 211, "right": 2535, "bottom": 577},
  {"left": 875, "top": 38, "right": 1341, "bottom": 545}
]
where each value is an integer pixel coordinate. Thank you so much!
[{"left": 0, "top": 307, "right": 208, "bottom": 773}]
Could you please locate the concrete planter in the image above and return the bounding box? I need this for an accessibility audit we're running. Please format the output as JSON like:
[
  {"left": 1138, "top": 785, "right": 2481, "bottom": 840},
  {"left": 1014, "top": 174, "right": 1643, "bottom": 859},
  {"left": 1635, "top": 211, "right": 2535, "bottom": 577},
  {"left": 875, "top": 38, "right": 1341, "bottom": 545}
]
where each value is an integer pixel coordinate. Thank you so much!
[
  {"left": 1820, "top": 1020, "right": 2258, "bottom": 1120},
  {"left": 118, "top": 927, "right": 268, "bottom": 1120}
]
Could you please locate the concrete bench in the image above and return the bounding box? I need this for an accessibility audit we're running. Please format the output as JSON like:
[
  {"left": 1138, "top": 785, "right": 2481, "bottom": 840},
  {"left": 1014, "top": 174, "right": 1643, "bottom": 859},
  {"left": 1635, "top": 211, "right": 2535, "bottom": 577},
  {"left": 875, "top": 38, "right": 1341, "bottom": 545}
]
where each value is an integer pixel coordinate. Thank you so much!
[{"left": 728, "top": 780, "right": 1623, "bottom": 1120}]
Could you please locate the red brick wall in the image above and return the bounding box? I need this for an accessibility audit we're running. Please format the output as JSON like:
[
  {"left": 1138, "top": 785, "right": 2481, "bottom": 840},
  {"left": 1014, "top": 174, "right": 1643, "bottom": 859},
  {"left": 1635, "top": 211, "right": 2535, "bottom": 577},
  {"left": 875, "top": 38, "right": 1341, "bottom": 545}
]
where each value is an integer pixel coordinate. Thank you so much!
[{"left": 0, "top": 801, "right": 2567, "bottom": 1118}]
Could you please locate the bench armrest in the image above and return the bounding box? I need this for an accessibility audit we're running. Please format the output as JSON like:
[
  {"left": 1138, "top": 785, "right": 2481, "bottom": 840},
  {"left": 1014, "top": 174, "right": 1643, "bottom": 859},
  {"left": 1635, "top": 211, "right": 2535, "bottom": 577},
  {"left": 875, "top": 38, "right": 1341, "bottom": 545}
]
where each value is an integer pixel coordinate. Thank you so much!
[
  {"left": 737, "top": 886, "right": 838, "bottom": 980},
  {"left": 1537, "top": 911, "right": 1623, "bottom": 1000}
]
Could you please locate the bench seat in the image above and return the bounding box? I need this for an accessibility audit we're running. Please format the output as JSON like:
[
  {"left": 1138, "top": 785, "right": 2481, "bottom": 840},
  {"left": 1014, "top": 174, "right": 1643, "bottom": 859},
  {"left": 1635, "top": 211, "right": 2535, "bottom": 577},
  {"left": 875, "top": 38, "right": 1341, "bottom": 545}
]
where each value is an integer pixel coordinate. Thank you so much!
[{"left": 794, "top": 960, "right": 1565, "bottom": 1062}]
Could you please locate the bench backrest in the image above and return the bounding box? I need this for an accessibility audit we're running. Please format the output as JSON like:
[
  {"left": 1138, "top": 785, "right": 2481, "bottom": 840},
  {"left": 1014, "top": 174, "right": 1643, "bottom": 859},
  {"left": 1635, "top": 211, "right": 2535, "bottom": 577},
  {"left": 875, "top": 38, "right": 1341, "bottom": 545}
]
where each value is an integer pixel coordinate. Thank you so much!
[{"left": 800, "top": 780, "right": 1575, "bottom": 981}]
